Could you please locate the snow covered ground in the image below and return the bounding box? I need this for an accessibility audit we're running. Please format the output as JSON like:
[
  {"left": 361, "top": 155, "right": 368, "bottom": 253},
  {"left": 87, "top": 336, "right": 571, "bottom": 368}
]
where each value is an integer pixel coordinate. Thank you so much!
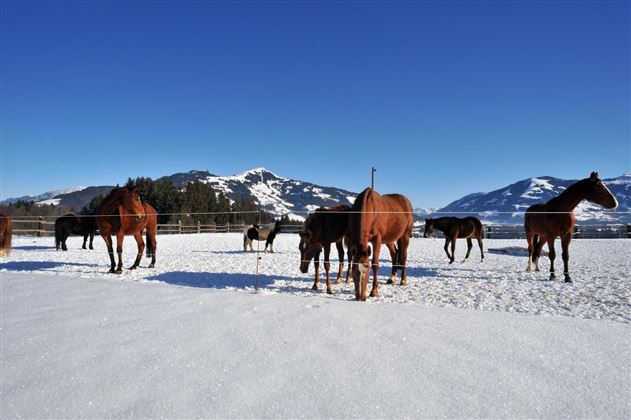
[{"left": 1, "top": 234, "right": 630, "bottom": 417}]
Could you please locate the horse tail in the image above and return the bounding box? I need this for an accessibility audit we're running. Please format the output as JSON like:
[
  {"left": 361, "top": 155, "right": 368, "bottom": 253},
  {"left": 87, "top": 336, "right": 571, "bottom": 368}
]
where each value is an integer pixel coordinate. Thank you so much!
[
  {"left": 532, "top": 234, "right": 541, "bottom": 260},
  {"left": 3, "top": 218, "right": 12, "bottom": 256}
]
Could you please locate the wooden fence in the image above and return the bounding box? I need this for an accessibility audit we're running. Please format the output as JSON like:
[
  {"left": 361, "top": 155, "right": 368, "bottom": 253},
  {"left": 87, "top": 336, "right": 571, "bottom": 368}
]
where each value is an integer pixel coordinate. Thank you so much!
[
  {"left": 11, "top": 217, "right": 631, "bottom": 239},
  {"left": 11, "top": 218, "right": 305, "bottom": 237}
]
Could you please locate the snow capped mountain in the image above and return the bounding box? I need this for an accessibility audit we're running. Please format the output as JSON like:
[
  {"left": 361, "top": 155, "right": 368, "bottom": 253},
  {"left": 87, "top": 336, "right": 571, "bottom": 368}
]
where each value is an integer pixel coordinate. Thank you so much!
[
  {"left": 162, "top": 168, "right": 357, "bottom": 220},
  {"left": 1, "top": 186, "right": 87, "bottom": 206},
  {"left": 435, "top": 174, "right": 631, "bottom": 224}
]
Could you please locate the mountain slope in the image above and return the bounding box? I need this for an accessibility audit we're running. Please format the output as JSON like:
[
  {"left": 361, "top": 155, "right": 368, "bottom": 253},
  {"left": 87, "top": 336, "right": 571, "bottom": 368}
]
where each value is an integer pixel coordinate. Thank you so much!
[
  {"left": 167, "top": 168, "right": 357, "bottom": 220},
  {"left": 435, "top": 174, "right": 631, "bottom": 224}
]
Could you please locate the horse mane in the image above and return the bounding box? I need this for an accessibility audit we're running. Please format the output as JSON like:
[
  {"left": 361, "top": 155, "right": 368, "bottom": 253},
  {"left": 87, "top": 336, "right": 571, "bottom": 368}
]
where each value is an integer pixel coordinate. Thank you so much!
[{"left": 350, "top": 188, "right": 374, "bottom": 247}]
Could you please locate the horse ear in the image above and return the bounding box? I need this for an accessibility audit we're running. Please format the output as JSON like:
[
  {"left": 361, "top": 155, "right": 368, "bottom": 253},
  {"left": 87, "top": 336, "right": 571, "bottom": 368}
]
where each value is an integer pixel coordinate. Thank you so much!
[{"left": 590, "top": 172, "right": 599, "bottom": 181}]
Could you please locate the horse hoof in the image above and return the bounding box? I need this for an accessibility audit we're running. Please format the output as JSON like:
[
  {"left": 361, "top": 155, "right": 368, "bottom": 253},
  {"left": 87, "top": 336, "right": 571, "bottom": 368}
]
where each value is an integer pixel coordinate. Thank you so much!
[
  {"left": 400, "top": 280, "right": 407, "bottom": 286},
  {"left": 335, "top": 278, "right": 342, "bottom": 284},
  {"left": 148, "top": 264, "right": 155, "bottom": 268},
  {"left": 549, "top": 274, "right": 556, "bottom": 281},
  {"left": 128, "top": 266, "right": 137, "bottom": 270},
  {"left": 311, "top": 285, "right": 318, "bottom": 292},
  {"left": 109, "top": 269, "right": 116, "bottom": 274},
  {"left": 369, "top": 290, "right": 379, "bottom": 298},
  {"left": 386, "top": 279, "right": 394, "bottom": 285},
  {"left": 564, "top": 275, "right": 572, "bottom": 283},
  {"left": 115, "top": 269, "right": 123, "bottom": 275},
  {"left": 326, "top": 289, "right": 333, "bottom": 295}
]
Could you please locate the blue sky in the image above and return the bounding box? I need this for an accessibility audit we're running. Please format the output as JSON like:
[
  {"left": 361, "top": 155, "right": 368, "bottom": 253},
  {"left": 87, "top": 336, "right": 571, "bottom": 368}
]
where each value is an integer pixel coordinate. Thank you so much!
[{"left": 1, "top": 1, "right": 629, "bottom": 208}]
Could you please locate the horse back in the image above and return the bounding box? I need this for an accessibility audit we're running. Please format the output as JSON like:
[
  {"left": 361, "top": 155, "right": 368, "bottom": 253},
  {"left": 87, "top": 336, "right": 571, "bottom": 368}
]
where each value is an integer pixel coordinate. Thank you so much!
[
  {"left": 377, "top": 194, "right": 413, "bottom": 241},
  {"left": 525, "top": 203, "right": 575, "bottom": 236},
  {"left": 310, "top": 205, "right": 350, "bottom": 244}
]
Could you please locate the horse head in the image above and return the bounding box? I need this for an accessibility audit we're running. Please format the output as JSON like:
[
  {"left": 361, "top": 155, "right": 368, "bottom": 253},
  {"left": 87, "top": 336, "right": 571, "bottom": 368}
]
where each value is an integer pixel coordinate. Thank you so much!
[
  {"left": 116, "top": 187, "right": 146, "bottom": 222},
  {"left": 423, "top": 219, "right": 434, "bottom": 238},
  {"left": 298, "top": 228, "right": 320, "bottom": 273},
  {"left": 584, "top": 172, "right": 618, "bottom": 210}
]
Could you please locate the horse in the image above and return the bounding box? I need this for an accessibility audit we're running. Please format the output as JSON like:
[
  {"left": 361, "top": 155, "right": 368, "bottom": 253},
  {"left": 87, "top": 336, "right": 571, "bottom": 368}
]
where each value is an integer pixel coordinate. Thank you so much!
[
  {"left": 423, "top": 217, "right": 484, "bottom": 263},
  {"left": 96, "top": 187, "right": 158, "bottom": 273},
  {"left": 243, "top": 220, "right": 281, "bottom": 252},
  {"left": 347, "top": 187, "right": 413, "bottom": 301},
  {"left": 299, "top": 205, "right": 353, "bottom": 294},
  {"left": 55, "top": 213, "right": 98, "bottom": 251},
  {"left": 525, "top": 172, "right": 618, "bottom": 282},
  {"left": 0, "top": 212, "right": 12, "bottom": 257}
]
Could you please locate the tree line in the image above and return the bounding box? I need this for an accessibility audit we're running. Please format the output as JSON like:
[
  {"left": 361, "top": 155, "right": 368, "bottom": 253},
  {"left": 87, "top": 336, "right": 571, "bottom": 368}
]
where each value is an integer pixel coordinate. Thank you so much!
[{"left": 81, "top": 177, "right": 263, "bottom": 226}]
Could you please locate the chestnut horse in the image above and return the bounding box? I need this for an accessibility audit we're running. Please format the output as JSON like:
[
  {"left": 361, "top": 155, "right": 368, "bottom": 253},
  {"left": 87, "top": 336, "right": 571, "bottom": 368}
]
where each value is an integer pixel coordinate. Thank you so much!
[
  {"left": 299, "top": 205, "right": 353, "bottom": 294},
  {"left": 96, "top": 187, "right": 158, "bottom": 273},
  {"left": 0, "top": 212, "right": 12, "bottom": 257},
  {"left": 347, "top": 188, "right": 413, "bottom": 301},
  {"left": 423, "top": 217, "right": 484, "bottom": 263},
  {"left": 525, "top": 172, "right": 618, "bottom": 282}
]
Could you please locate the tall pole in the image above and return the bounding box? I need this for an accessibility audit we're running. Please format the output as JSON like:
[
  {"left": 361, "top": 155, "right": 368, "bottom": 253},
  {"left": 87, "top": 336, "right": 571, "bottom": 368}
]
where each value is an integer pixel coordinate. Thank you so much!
[{"left": 371, "top": 167, "right": 377, "bottom": 190}]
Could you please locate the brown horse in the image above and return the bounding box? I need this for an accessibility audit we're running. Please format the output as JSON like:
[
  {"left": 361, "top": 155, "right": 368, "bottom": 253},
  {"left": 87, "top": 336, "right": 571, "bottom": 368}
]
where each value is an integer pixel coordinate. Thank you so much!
[
  {"left": 96, "top": 187, "right": 158, "bottom": 273},
  {"left": 423, "top": 217, "right": 484, "bottom": 263},
  {"left": 0, "top": 212, "right": 12, "bottom": 257},
  {"left": 525, "top": 172, "right": 618, "bottom": 282},
  {"left": 298, "top": 205, "right": 353, "bottom": 294},
  {"left": 347, "top": 188, "right": 413, "bottom": 301}
]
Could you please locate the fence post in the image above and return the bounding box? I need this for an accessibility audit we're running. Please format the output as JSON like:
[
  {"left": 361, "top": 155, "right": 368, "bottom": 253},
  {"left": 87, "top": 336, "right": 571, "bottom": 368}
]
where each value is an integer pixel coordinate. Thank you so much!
[
  {"left": 227, "top": 222, "right": 230, "bottom": 233},
  {"left": 486, "top": 226, "right": 492, "bottom": 239},
  {"left": 197, "top": 220, "right": 201, "bottom": 234},
  {"left": 37, "top": 216, "right": 43, "bottom": 237},
  {"left": 573, "top": 225, "right": 581, "bottom": 239},
  {"left": 627, "top": 224, "right": 631, "bottom": 239},
  {"left": 178, "top": 220, "right": 182, "bottom": 234}
]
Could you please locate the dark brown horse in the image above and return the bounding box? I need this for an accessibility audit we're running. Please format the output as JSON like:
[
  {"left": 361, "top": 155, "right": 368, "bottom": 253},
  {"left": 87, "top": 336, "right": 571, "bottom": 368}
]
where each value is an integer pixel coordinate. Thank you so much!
[
  {"left": 525, "top": 172, "right": 618, "bottom": 282},
  {"left": 96, "top": 187, "right": 158, "bottom": 273},
  {"left": 55, "top": 214, "right": 98, "bottom": 251},
  {"left": 298, "top": 205, "right": 352, "bottom": 294},
  {"left": 423, "top": 217, "right": 484, "bottom": 263},
  {"left": 0, "top": 212, "right": 12, "bottom": 257},
  {"left": 347, "top": 188, "right": 413, "bottom": 301}
]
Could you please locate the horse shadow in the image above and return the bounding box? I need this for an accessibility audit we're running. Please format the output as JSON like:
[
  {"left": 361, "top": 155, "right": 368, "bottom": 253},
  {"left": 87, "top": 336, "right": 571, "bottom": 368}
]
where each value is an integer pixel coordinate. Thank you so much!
[
  {"left": 146, "top": 271, "right": 309, "bottom": 292},
  {"left": 0, "top": 261, "right": 96, "bottom": 271},
  {"left": 12, "top": 245, "right": 56, "bottom": 251}
]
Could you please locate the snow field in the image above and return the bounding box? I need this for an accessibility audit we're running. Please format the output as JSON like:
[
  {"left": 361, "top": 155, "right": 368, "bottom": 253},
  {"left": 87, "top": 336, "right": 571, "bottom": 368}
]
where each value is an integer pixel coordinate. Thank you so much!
[
  {"left": 1, "top": 234, "right": 629, "bottom": 417},
  {"left": 3, "top": 233, "right": 630, "bottom": 322}
]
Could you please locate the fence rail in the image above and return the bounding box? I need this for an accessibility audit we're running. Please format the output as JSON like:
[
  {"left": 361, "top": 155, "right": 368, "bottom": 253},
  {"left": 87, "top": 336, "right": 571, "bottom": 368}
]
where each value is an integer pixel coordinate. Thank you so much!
[{"left": 9, "top": 217, "right": 631, "bottom": 239}]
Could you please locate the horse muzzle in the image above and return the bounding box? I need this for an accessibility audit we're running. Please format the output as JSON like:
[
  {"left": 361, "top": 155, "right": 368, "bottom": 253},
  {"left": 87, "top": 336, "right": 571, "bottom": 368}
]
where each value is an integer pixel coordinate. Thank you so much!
[{"left": 300, "top": 262, "right": 309, "bottom": 274}]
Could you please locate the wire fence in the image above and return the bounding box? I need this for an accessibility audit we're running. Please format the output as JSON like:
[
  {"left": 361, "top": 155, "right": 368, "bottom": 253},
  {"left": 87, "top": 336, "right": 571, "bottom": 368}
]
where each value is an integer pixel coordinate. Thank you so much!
[{"left": 8, "top": 211, "right": 631, "bottom": 239}]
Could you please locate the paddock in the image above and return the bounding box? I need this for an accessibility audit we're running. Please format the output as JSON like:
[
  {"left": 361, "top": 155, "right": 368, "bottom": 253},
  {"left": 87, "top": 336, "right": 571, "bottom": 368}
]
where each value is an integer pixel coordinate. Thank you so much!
[{"left": 2, "top": 233, "right": 629, "bottom": 322}]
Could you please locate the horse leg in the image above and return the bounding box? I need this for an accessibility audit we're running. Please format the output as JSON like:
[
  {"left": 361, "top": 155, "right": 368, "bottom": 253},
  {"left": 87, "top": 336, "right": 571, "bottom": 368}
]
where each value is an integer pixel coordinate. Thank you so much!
[
  {"left": 115, "top": 232, "right": 125, "bottom": 274},
  {"left": 369, "top": 239, "right": 382, "bottom": 298},
  {"left": 547, "top": 236, "right": 556, "bottom": 280},
  {"left": 352, "top": 264, "right": 366, "bottom": 301},
  {"left": 561, "top": 233, "right": 572, "bottom": 283},
  {"left": 386, "top": 243, "right": 398, "bottom": 284},
  {"left": 129, "top": 231, "right": 145, "bottom": 270},
  {"left": 62, "top": 226, "right": 70, "bottom": 251},
  {"left": 534, "top": 238, "right": 545, "bottom": 272},
  {"left": 311, "top": 249, "right": 321, "bottom": 291},
  {"left": 146, "top": 228, "right": 157, "bottom": 268},
  {"left": 444, "top": 238, "right": 452, "bottom": 262},
  {"left": 89, "top": 231, "right": 95, "bottom": 250},
  {"left": 335, "top": 240, "right": 344, "bottom": 284},
  {"left": 526, "top": 232, "right": 535, "bottom": 272},
  {"left": 463, "top": 237, "right": 473, "bottom": 262},
  {"left": 345, "top": 251, "right": 353, "bottom": 283},
  {"left": 103, "top": 233, "right": 116, "bottom": 273},
  {"left": 323, "top": 244, "right": 333, "bottom": 294},
  {"left": 399, "top": 234, "right": 410, "bottom": 286},
  {"left": 82, "top": 233, "right": 88, "bottom": 250},
  {"left": 477, "top": 233, "right": 484, "bottom": 262}
]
